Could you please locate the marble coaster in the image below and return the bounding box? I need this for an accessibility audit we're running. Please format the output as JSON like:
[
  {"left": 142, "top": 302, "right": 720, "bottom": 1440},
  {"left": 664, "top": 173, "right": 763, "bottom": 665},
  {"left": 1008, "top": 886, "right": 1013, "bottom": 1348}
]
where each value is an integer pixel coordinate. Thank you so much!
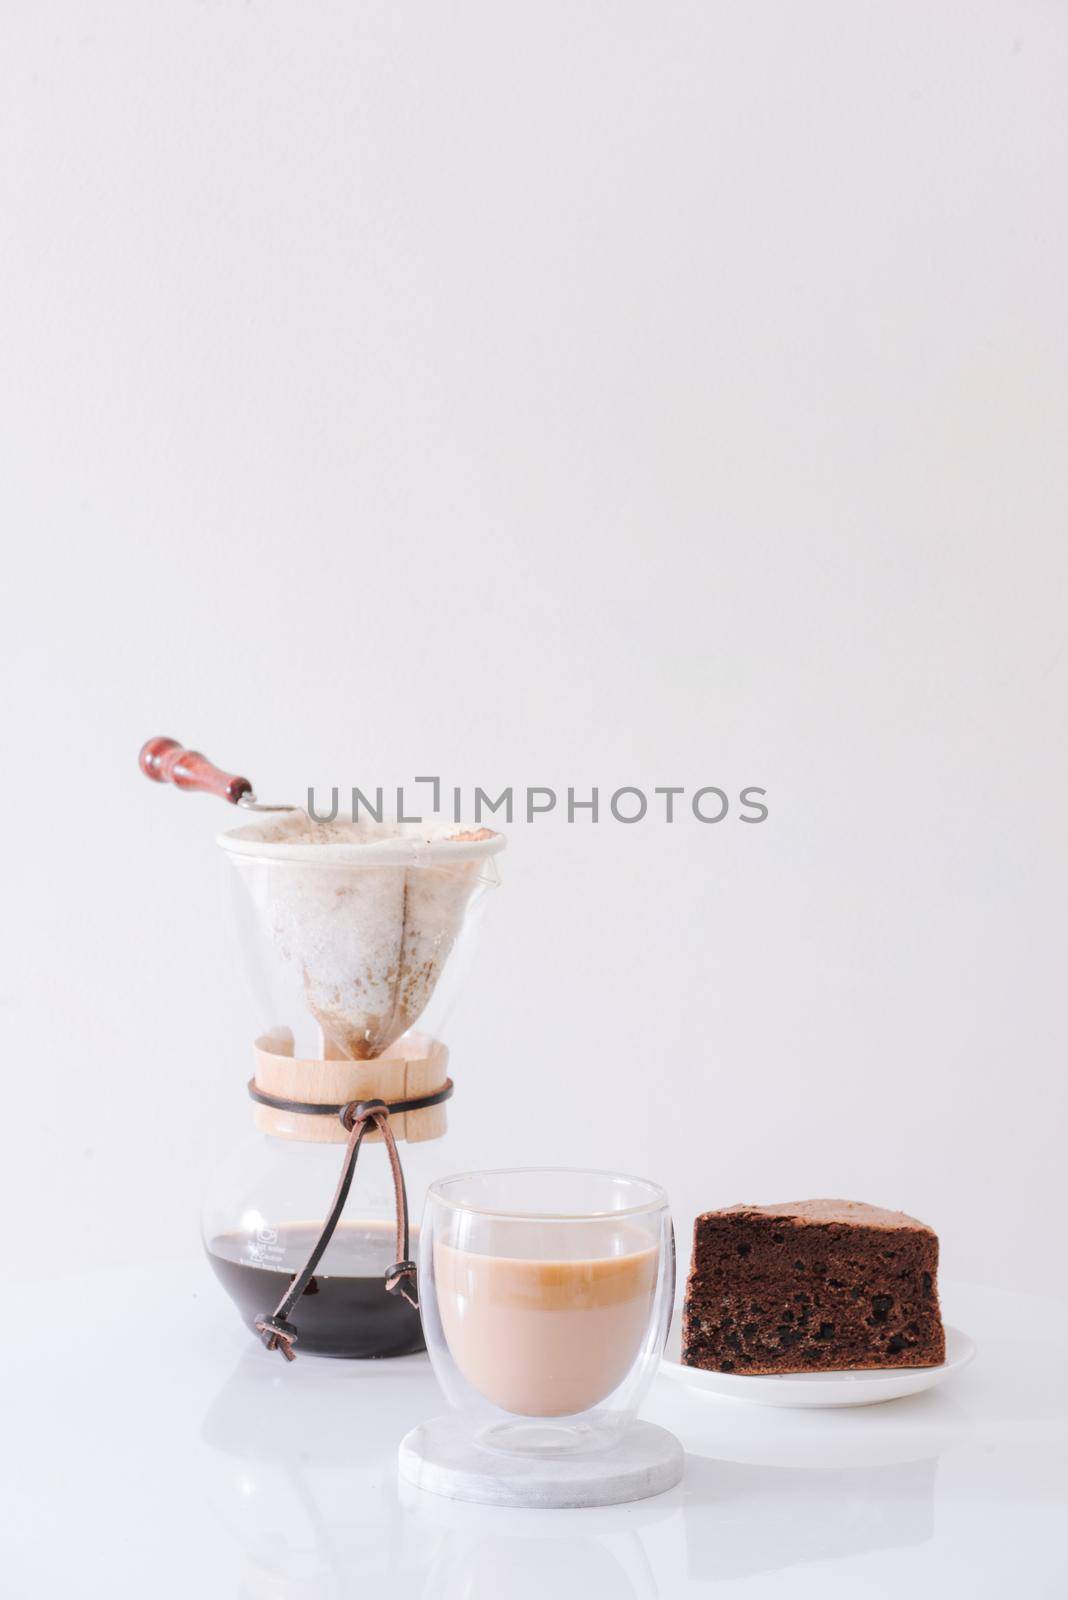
[{"left": 398, "top": 1415, "right": 684, "bottom": 1509}]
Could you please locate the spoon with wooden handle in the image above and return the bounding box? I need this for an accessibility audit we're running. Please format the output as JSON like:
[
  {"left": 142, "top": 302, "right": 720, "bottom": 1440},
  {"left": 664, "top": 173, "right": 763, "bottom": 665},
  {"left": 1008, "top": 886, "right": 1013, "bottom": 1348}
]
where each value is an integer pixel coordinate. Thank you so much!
[{"left": 138, "top": 737, "right": 294, "bottom": 811}]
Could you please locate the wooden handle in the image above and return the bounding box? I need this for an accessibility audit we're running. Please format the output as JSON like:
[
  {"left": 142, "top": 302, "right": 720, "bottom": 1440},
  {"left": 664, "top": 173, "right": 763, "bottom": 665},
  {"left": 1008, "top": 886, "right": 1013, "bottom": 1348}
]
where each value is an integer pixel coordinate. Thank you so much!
[
  {"left": 139, "top": 736, "right": 252, "bottom": 805},
  {"left": 252, "top": 1033, "right": 449, "bottom": 1144}
]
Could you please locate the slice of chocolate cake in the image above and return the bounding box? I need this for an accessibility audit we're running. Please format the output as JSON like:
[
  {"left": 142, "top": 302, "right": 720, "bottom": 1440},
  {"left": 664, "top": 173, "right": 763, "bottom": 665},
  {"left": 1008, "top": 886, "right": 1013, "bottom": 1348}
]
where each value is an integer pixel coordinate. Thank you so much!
[{"left": 683, "top": 1199, "right": 945, "bottom": 1375}]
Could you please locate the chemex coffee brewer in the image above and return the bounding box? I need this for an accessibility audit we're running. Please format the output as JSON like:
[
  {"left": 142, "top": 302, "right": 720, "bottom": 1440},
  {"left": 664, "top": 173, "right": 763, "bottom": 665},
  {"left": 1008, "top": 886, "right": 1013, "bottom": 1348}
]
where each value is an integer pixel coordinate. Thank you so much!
[{"left": 139, "top": 737, "right": 504, "bottom": 1361}]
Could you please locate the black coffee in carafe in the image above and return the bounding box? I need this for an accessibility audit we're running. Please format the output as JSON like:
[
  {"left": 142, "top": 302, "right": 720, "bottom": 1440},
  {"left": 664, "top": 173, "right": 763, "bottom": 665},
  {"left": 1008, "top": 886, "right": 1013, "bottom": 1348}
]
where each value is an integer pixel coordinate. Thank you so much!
[{"left": 207, "top": 1221, "right": 424, "bottom": 1359}]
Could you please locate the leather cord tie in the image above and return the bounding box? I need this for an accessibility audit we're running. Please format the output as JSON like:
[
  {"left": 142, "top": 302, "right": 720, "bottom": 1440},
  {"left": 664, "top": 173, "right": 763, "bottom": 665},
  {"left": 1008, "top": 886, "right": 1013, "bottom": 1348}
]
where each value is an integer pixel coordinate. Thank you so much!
[{"left": 249, "top": 1083, "right": 449, "bottom": 1362}]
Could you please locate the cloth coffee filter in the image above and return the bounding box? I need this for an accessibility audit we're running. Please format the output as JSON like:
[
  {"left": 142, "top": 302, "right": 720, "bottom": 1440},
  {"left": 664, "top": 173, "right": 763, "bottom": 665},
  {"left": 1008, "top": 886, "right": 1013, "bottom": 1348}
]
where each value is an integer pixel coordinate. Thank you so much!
[{"left": 218, "top": 811, "right": 505, "bottom": 1060}]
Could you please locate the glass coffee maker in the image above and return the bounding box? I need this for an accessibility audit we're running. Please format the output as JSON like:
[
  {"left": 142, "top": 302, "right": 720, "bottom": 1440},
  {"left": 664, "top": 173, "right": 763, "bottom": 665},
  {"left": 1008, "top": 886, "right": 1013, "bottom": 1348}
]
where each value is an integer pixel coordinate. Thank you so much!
[{"left": 139, "top": 738, "right": 505, "bottom": 1361}]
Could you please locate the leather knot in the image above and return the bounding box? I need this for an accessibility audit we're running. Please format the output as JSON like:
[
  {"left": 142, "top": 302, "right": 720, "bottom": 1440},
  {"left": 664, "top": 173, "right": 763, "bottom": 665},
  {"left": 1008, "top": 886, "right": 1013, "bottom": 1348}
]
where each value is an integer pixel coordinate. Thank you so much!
[
  {"left": 339, "top": 1097, "right": 389, "bottom": 1133},
  {"left": 385, "top": 1259, "right": 418, "bottom": 1309},
  {"left": 255, "top": 1314, "right": 298, "bottom": 1362}
]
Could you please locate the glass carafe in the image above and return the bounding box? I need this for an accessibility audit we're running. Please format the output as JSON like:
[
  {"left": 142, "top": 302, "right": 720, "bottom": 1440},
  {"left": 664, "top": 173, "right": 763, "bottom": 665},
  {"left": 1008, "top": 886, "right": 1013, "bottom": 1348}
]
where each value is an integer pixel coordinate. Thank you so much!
[{"left": 204, "top": 811, "right": 504, "bottom": 1360}]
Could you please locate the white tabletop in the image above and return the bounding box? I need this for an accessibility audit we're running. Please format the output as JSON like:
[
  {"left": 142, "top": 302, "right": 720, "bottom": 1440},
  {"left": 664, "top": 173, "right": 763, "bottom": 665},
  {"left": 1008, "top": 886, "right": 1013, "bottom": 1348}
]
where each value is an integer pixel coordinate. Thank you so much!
[{"left": 5, "top": 1264, "right": 1065, "bottom": 1598}]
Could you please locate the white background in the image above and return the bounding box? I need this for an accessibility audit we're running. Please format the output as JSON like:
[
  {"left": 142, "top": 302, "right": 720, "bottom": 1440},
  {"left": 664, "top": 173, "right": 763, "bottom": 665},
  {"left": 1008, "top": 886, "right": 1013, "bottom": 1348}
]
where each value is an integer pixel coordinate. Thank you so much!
[{"left": 2, "top": 1, "right": 1065, "bottom": 1298}]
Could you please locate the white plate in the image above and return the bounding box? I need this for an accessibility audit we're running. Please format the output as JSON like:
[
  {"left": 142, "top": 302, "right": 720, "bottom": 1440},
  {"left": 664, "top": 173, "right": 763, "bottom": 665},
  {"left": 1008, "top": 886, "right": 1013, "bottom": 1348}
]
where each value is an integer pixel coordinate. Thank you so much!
[{"left": 660, "top": 1321, "right": 976, "bottom": 1408}]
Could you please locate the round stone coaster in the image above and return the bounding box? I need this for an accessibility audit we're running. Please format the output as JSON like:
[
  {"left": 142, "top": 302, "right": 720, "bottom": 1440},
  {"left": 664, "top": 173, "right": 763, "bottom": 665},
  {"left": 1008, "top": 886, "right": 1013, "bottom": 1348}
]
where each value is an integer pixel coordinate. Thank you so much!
[{"left": 398, "top": 1415, "right": 685, "bottom": 1509}]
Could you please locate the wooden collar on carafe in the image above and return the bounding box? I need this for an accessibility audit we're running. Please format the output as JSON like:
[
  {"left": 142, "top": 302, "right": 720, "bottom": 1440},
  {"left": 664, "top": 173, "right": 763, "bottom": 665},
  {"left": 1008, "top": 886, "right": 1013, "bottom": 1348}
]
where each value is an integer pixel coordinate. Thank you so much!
[{"left": 250, "top": 1030, "right": 450, "bottom": 1144}]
